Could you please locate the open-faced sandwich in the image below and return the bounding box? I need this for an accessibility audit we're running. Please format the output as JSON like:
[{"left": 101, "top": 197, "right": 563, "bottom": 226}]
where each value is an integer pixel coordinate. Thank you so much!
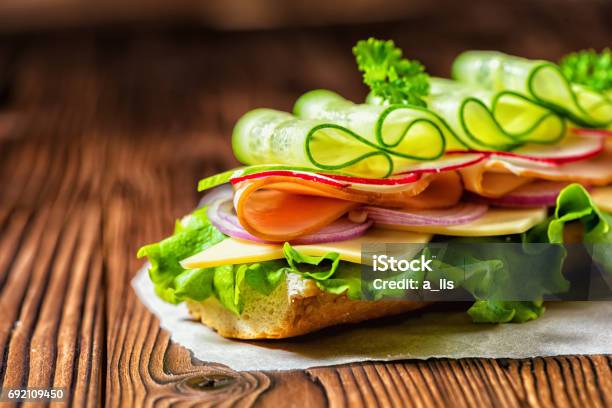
[{"left": 138, "top": 40, "right": 612, "bottom": 339}]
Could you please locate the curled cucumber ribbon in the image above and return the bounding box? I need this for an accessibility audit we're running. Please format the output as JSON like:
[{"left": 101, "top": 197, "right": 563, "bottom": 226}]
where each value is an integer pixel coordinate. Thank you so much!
[
  {"left": 453, "top": 51, "right": 612, "bottom": 128},
  {"left": 232, "top": 90, "right": 448, "bottom": 178}
]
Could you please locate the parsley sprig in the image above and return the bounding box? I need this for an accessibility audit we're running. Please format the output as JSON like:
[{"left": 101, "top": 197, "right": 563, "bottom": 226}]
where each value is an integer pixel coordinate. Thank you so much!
[
  {"left": 353, "top": 38, "right": 430, "bottom": 107},
  {"left": 560, "top": 49, "right": 612, "bottom": 92}
]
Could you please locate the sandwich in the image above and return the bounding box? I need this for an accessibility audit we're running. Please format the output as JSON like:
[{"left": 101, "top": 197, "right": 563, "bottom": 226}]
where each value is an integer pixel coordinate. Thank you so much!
[{"left": 138, "top": 40, "right": 612, "bottom": 339}]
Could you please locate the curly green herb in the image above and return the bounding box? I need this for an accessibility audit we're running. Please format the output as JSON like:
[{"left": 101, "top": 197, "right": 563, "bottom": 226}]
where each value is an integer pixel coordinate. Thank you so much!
[
  {"left": 560, "top": 49, "right": 612, "bottom": 93},
  {"left": 353, "top": 38, "right": 430, "bottom": 107}
]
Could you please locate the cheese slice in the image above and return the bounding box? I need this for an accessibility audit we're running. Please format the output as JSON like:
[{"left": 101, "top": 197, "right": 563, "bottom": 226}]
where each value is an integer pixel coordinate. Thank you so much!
[
  {"left": 180, "top": 228, "right": 432, "bottom": 269},
  {"left": 592, "top": 186, "right": 612, "bottom": 213},
  {"left": 377, "top": 207, "right": 547, "bottom": 237}
]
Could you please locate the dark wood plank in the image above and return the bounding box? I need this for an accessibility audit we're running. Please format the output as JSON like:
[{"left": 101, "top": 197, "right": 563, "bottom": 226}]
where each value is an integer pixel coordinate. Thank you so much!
[{"left": 0, "top": 6, "right": 611, "bottom": 406}]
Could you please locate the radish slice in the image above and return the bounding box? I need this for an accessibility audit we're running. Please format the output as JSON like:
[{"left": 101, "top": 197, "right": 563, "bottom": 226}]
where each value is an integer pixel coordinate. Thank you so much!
[
  {"left": 505, "top": 134, "right": 604, "bottom": 165},
  {"left": 321, "top": 173, "right": 420, "bottom": 185},
  {"left": 363, "top": 202, "right": 488, "bottom": 226},
  {"left": 231, "top": 170, "right": 349, "bottom": 188},
  {"left": 230, "top": 155, "right": 486, "bottom": 188},
  {"left": 447, "top": 134, "right": 605, "bottom": 166},
  {"left": 231, "top": 169, "right": 421, "bottom": 187},
  {"left": 467, "top": 181, "right": 574, "bottom": 207},
  {"left": 207, "top": 197, "right": 373, "bottom": 244},
  {"left": 230, "top": 169, "right": 427, "bottom": 196},
  {"left": 572, "top": 128, "right": 612, "bottom": 138},
  {"left": 394, "top": 153, "right": 487, "bottom": 174}
]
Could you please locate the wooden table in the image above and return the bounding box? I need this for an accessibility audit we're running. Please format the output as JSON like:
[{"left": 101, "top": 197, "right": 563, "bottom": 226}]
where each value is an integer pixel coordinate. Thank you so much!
[{"left": 0, "top": 13, "right": 611, "bottom": 406}]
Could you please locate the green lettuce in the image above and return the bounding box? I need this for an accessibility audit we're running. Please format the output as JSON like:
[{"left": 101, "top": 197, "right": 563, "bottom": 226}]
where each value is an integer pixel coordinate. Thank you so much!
[
  {"left": 138, "top": 184, "right": 610, "bottom": 323},
  {"left": 550, "top": 183, "right": 611, "bottom": 233},
  {"left": 550, "top": 184, "right": 612, "bottom": 274},
  {"left": 468, "top": 300, "right": 545, "bottom": 323},
  {"left": 137, "top": 207, "right": 285, "bottom": 313},
  {"left": 420, "top": 238, "right": 566, "bottom": 323},
  {"left": 137, "top": 208, "right": 365, "bottom": 314},
  {"left": 465, "top": 184, "right": 611, "bottom": 323},
  {"left": 137, "top": 208, "right": 225, "bottom": 304}
]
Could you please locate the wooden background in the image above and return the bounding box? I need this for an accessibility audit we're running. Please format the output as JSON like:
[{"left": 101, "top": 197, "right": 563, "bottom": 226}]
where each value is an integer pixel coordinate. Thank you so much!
[{"left": 0, "top": 2, "right": 611, "bottom": 406}]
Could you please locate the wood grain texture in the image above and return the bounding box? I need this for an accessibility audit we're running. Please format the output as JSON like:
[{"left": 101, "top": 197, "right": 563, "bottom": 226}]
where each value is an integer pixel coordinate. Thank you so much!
[{"left": 0, "top": 7, "right": 611, "bottom": 406}]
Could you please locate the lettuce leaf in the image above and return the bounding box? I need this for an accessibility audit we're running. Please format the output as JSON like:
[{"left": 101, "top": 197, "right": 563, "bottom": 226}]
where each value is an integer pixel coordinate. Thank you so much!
[
  {"left": 137, "top": 210, "right": 362, "bottom": 314},
  {"left": 468, "top": 300, "right": 545, "bottom": 323},
  {"left": 137, "top": 207, "right": 226, "bottom": 304},
  {"left": 422, "top": 237, "right": 566, "bottom": 323},
  {"left": 525, "top": 183, "right": 611, "bottom": 271},
  {"left": 550, "top": 183, "right": 611, "bottom": 238},
  {"left": 550, "top": 184, "right": 612, "bottom": 275},
  {"left": 465, "top": 184, "right": 611, "bottom": 323},
  {"left": 283, "top": 243, "right": 363, "bottom": 298},
  {"left": 283, "top": 242, "right": 340, "bottom": 280},
  {"left": 139, "top": 184, "right": 610, "bottom": 323}
]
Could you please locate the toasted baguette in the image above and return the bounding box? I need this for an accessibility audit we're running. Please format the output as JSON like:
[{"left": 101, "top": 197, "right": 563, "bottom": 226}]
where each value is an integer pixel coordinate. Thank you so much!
[{"left": 186, "top": 273, "right": 428, "bottom": 339}]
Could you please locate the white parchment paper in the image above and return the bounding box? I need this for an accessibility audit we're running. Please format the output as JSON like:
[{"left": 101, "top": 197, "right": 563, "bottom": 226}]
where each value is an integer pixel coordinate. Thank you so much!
[{"left": 132, "top": 267, "right": 612, "bottom": 371}]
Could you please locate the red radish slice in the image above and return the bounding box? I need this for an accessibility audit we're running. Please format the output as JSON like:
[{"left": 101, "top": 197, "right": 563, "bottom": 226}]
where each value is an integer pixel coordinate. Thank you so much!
[
  {"left": 572, "top": 128, "right": 612, "bottom": 138},
  {"left": 504, "top": 134, "right": 604, "bottom": 165},
  {"left": 231, "top": 170, "right": 349, "bottom": 187},
  {"left": 231, "top": 169, "right": 425, "bottom": 190},
  {"left": 467, "top": 181, "right": 574, "bottom": 208},
  {"left": 229, "top": 157, "right": 484, "bottom": 190},
  {"left": 447, "top": 134, "right": 605, "bottom": 166},
  {"left": 322, "top": 173, "right": 419, "bottom": 185},
  {"left": 230, "top": 155, "right": 486, "bottom": 188},
  {"left": 207, "top": 197, "right": 373, "bottom": 244},
  {"left": 394, "top": 153, "right": 486, "bottom": 175},
  {"left": 363, "top": 202, "right": 488, "bottom": 226}
]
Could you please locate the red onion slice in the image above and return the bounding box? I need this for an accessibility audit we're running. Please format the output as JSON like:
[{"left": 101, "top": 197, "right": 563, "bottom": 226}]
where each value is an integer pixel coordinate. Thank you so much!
[
  {"left": 467, "top": 181, "right": 576, "bottom": 207},
  {"left": 363, "top": 202, "right": 488, "bottom": 226},
  {"left": 207, "top": 198, "right": 373, "bottom": 244},
  {"left": 290, "top": 218, "right": 374, "bottom": 244},
  {"left": 198, "top": 184, "right": 234, "bottom": 208}
]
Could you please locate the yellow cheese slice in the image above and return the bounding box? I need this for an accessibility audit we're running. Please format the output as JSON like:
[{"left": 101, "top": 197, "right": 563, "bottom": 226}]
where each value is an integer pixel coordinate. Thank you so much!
[
  {"left": 180, "top": 228, "right": 432, "bottom": 269},
  {"left": 377, "top": 207, "right": 547, "bottom": 237},
  {"left": 591, "top": 186, "right": 612, "bottom": 213}
]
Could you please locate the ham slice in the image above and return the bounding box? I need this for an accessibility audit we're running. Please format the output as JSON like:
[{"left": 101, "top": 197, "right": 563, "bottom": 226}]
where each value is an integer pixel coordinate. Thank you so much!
[
  {"left": 233, "top": 172, "right": 462, "bottom": 241},
  {"left": 460, "top": 140, "right": 612, "bottom": 198}
]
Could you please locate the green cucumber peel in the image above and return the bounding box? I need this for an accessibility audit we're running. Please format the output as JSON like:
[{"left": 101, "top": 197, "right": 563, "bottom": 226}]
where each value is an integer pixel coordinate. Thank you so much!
[
  {"left": 231, "top": 92, "right": 450, "bottom": 178},
  {"left": 197, "top": 168, "right": 241, "bottom": 192},
  {"left": 426, "top": 78, "right": 567, "bottom": 150},
  {"left": 453, "top": 51, "right": 612, "bottom": 128}
]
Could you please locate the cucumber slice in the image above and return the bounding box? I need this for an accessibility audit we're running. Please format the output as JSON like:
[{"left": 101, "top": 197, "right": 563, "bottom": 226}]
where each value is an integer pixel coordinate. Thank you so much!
[
  {"left": 428, "top": 78, "right": 566, "bottom": 150},
  {"left": 232, "top": 91, "right": 451, "bottom": 178},
  {"left": 452, "top": 51, "right": 612, "bottom": 128}
]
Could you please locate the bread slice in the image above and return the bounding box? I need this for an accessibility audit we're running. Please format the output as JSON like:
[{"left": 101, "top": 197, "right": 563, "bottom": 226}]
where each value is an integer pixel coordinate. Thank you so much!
[{"left": 186, "top": 272, "right": 428, "bottom": 339}]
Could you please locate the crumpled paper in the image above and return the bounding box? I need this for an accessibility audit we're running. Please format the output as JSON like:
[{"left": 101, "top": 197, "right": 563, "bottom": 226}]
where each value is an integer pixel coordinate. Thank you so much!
[{"left": 132, "top": 267, "right": 612, "bottom": 371}]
